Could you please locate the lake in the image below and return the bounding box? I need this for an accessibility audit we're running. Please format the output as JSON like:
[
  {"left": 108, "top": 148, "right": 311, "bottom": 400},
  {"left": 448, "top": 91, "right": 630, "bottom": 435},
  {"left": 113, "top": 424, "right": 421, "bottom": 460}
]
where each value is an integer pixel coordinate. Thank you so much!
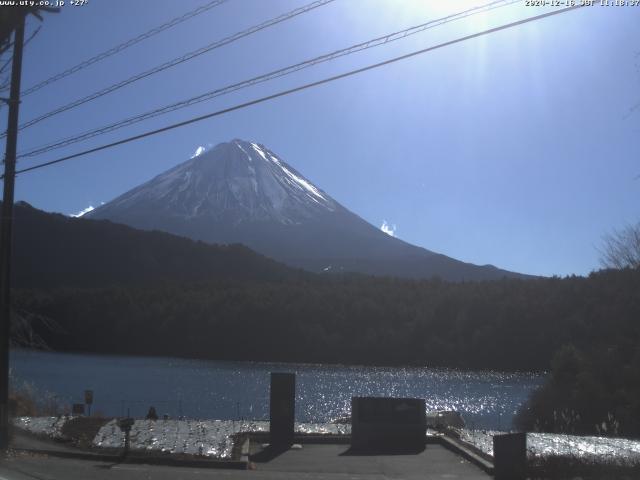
[{"left": 10, "top": 349, "right": 544, "bottom": 430}]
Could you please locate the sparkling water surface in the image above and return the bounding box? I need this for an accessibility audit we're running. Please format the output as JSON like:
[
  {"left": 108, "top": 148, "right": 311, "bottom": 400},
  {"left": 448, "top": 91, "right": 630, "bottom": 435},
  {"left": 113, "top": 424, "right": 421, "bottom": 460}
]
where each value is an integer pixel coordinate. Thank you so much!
[
  {"left": 10, "top": 349, "right": 544, "bottom": 430},
  {"left": 459, "top": 430, "right": 640, "bottom": 464}
]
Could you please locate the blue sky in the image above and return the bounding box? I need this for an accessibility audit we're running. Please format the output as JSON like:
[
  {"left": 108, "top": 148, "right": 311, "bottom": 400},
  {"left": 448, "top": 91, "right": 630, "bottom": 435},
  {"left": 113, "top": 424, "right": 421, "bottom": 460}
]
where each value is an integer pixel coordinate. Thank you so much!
[{"left": 2, "top": 0, "right": 638, "bottom": 277}]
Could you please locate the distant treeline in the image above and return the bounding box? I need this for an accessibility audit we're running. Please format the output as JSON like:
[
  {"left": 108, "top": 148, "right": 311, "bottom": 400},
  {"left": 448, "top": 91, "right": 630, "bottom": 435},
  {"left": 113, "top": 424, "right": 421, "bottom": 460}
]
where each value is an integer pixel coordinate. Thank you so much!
[{"left": 14, "top": 268, "right": 640, "bottom": 373}]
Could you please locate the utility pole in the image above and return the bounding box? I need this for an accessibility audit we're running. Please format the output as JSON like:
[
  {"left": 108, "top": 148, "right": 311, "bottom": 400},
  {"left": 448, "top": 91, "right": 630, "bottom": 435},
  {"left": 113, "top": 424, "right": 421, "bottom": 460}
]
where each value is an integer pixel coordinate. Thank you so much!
[
  {"left": 0, "top": 12, "right": 25, "bottom": 450},
  {"left": 0, "top": 5, "right": 58, "bottom": 450}
]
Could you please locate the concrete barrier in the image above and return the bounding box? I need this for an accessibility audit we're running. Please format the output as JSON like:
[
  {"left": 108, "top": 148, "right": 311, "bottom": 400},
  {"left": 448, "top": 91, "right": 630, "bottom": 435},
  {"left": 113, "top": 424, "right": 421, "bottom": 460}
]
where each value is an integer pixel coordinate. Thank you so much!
[
  {"left": 269, "top": 372, "right": 295, "bottom": 446},
  {"left": 493, "top": 432, "right": 526, "bottom": 480},
  {"left": 351, "top": 397, "right": 426, "bottom": 452}
]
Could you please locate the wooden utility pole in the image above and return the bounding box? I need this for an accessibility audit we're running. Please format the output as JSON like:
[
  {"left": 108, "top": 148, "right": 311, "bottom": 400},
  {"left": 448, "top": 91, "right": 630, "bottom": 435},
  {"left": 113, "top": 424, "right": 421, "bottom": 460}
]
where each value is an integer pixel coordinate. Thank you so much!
[
  {"left": 0, "top": 11, "right": 25, "bottom": 451},
  {"left": 0, "top": 5, "right": 58, "bottom": 450}
]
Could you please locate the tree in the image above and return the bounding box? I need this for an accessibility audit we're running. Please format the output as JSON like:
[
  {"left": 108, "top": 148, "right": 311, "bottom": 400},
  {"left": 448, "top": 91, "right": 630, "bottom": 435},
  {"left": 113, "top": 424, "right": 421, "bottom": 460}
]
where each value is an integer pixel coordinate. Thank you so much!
[{"left": 600, "top": 222, "right": 640, "bottom": 270}]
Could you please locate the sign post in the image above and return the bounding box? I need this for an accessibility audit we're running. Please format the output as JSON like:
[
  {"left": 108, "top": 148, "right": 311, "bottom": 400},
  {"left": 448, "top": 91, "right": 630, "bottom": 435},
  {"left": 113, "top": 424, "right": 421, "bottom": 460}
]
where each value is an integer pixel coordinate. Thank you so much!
[
  {"left": 84, "top": 390, "right": 93, "bottom": 417},
  {"left": 118, "top": 417, "right": 135, "bottom": 458}
]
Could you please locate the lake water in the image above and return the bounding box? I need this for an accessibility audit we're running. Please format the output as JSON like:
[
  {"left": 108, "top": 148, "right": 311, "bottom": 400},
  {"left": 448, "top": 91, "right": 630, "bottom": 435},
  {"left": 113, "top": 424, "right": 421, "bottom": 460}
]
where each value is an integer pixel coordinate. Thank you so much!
[{"left": 10, "top": 349, "right": 544, "bottom": 430}]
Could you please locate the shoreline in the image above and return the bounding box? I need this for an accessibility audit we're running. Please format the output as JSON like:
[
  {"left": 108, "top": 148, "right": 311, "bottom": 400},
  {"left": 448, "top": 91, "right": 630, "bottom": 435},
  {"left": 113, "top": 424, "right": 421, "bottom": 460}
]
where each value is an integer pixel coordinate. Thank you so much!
[
  {"left": 11, "top": 415, "right": 640, "bottom": 470},
  {"left": 10, "top": 347, "right": 547, "bottom": 375}
]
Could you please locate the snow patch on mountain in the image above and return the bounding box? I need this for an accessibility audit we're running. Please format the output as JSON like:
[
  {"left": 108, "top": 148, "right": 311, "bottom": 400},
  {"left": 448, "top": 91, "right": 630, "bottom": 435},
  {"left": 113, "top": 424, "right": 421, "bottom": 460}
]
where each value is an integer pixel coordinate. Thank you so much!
[
  {"left": 190, "top": 143, "right": 213, "bottom": 159},
  {"left": 381, "top": 220, "right": 396, "bottom": 237},
  {"left": 245, "top": 141, "right": 328, "bottom": 205},
  {"left": 270, "top": 154, "right": 327, "bottom": 204},
  {"left": 235, "top": 142, "right": 252, "bottom": 161},
  {"left": 71, "top": 202, "right": 105, "bottom": 218},
  {"left": 71, "top": 205, "right": 95, "bottom": 218},
  {"left": 250, "top": 142, "right": 269, "bottom": 162},
  {"left": 191, "top": 146, "right": 206, "bottom": 158},
  {"left": 241, "top": 140, "right": 335, "bottom": 213}
]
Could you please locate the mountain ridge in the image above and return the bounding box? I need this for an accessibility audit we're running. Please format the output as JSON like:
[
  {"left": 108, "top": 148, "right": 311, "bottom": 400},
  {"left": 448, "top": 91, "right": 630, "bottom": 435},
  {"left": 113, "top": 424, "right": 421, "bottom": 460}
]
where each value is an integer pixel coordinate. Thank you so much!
[
  {"left": 87, "top": 139, "right": 531, "bottom": 281},
  {"left": 10, "top": 201, "right": 302, "bottom": 289}
]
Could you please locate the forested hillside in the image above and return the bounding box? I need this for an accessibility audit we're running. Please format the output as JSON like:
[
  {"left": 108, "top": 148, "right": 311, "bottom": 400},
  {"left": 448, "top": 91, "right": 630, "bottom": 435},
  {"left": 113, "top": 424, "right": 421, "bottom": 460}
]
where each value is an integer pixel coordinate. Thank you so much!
[
  {"left": 11, "top": 202, "right": 303, "bottom": 288},
  {"left": 14, "top": 268, "right": 640, "bottom": 372}
]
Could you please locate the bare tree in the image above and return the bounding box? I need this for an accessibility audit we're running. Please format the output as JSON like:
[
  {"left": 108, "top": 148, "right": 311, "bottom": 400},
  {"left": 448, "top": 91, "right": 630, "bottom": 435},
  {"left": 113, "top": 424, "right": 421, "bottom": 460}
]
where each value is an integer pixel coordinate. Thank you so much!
[{"left": 600, "top": 222, "right": 640, "bottom": 270}]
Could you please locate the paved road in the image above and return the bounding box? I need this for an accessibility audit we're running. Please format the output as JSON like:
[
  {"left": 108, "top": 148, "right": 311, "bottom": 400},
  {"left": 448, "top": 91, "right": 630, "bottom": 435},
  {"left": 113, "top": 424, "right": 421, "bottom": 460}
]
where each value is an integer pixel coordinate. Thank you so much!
[
  {"left": 0, "top": 444, "right": 489, "bottom": 480},
  {"left": 10, "top": 432, "right": 83, "bottom": 454}
]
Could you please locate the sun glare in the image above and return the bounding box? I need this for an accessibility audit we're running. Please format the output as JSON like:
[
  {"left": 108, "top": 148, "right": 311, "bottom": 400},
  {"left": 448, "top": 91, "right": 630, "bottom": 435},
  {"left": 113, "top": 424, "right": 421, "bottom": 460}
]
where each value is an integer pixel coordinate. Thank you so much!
[
  {"left": 406, "top": 0, "right": 493, "bottom": 19},
  {"left": 387, "top": 0, "right": 510, "bottom": 35}
]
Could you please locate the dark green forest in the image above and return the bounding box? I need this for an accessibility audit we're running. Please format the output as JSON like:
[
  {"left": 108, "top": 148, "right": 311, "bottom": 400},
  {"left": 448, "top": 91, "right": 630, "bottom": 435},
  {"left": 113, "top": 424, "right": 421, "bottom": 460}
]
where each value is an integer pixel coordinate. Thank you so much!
[{"left": 13, "top": 268, "right": 639, "bottom": 371}]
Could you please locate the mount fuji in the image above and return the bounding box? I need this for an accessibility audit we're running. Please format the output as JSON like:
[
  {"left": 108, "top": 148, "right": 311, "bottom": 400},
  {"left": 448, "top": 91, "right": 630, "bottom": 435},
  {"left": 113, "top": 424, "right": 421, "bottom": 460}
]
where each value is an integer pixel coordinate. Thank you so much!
[{"left": 87, "top": 139, "right": 527, "bottom": 281}]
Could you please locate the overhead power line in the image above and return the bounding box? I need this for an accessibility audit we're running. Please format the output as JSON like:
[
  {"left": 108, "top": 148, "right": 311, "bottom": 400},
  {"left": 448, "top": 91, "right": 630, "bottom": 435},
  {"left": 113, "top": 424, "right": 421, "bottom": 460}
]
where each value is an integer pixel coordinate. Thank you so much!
[
  {"left": 10, "top": 4, "right": 585, "bottom": 178},
  {"left": 6, "top": 0, "right": 335, "bottom": 137},
  {"left": 18, "top": 0, "right": 519, "bottom": 159},
  {"left": 0, "top": 25, "right": 40, "bottom": 94},
  {"left": 5, "top": 0, "right": 229, "bottom": 97}
]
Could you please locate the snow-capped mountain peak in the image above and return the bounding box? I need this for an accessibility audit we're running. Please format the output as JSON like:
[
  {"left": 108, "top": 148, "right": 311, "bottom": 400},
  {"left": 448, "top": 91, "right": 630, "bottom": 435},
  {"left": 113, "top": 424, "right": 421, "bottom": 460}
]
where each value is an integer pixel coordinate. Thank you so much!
[
  {"left": 87, "top": 139, "right": 528, "bottom": 281},
  {"left": 91, "top": 139, "right": 336, "bottom": 227}
]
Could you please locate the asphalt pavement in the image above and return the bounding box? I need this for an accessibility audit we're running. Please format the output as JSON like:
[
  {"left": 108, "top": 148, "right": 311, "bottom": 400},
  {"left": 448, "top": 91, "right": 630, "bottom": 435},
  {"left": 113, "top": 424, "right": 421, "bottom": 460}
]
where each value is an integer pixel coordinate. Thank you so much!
[{"left": 0, "top": 443, "right": 490, "bottom": 480}]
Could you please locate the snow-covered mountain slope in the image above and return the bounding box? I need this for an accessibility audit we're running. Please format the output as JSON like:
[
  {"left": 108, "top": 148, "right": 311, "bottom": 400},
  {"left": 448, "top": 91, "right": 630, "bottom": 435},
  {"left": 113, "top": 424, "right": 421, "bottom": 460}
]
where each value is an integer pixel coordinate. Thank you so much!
[
  {"left": 88, "top": 139, "right": 528, "bottom": 281},
  {"left": 97, "top": 140, "right": 336, "bottom": 225}
]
